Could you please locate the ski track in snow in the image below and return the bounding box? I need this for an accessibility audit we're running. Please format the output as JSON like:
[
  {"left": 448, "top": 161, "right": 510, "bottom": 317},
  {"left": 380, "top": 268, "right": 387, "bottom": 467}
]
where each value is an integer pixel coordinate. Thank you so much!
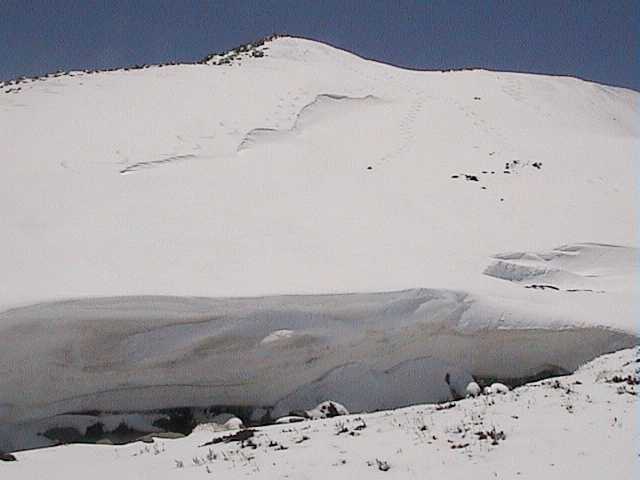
[{"left": 376, "top": 94, "right": 425, "bottom": 167}]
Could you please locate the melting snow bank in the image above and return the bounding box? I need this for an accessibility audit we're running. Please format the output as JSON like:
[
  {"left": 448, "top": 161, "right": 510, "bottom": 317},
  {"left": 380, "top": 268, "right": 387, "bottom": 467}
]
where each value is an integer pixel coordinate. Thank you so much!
[
  {"left": 3, "top": 348, "right": 638, "bottom": 479},
  {"left": 0, "top": 285, "right": 636, "bottom": 452}
]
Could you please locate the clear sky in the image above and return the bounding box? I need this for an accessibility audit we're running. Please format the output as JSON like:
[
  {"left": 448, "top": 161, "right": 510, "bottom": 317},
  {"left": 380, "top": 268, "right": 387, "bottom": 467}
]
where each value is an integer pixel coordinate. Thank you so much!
[{"left": 1, "top": 1, "right": 638, "bottom": 90}]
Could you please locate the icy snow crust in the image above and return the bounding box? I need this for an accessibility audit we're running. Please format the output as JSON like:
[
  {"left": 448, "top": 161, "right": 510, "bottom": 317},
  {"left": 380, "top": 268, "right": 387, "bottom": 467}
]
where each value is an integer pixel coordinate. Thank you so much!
[{"left": 0, "top": 37, "right": 638, "bottom": 451}]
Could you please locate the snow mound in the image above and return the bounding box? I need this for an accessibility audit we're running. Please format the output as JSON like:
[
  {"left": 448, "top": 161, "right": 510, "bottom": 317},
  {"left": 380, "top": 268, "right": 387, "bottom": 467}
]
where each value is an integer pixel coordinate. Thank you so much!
[
  {"left": 274, "top": 416, "right": 307, "bottom": 424},
  {"left": 465, "top": 382, "right": 481, "bottom": 397},
  {"left": 237, "top": 93, "right": 381, "bottom": 151},
  {"left": 305, "top": 401, "right": 349, "bottom": 419},
  {"left": 484, "top": 243, "right": 636, "bottom": 291},
  {"left": 260, "top": 329, "right": 295, "bottom": 344},
  {"left": 485, "top": 383, "right": 510, "bottom": 395},
  {"left": 192, "top": 415, "right": 243, "bottom": 433}
]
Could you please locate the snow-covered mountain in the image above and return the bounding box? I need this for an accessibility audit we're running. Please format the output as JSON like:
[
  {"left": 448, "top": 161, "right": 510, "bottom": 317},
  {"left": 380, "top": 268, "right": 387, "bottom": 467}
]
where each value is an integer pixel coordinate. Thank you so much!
[
  {"left": 1, "top": 36, "right": 637, "bottom": 304},
  {"left": 0, "top": 36, "right": 638, "bottom": 454}
]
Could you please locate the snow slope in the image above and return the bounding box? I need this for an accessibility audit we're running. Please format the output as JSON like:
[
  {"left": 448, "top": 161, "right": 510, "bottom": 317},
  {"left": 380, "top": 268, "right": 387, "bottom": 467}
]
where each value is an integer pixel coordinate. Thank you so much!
[
  {"left": 0, "top": 36, "right": 638, "bottom": 451},
  {"left": 0, "top": 36, "right": 637, "bottom": 305},
  {"left": 4, "top": 347, "right": 638, "bottom": 479}
]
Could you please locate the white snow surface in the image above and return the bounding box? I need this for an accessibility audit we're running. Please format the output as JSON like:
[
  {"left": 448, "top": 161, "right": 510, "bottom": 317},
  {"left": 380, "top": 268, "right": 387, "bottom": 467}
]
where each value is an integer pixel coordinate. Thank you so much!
[
  {"left": 0, "top": 36, "right": 638, "bottom": 452},
  {"left": 5, "top": 347, "right": 639, "bottom": 479},
  {"left": 465, "top": 382, "right": 482, "bottom": 397},
  {"left": 0, "top": 36, "right": 637, "bottom": 306}
]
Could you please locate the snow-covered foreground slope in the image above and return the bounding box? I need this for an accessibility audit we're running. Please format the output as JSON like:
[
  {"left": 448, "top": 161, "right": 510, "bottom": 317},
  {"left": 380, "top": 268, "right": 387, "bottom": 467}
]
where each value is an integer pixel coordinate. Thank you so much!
[
  {"left": 4, "top": 348, "right": 639, "bottom": 479},
  {"left": 0, "top": 36, "right": 638, "bottom": 453}
]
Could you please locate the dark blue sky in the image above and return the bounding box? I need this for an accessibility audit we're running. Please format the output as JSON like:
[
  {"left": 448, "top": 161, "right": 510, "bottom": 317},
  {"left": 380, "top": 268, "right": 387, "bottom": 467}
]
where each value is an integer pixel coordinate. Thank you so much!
[{"left": 1, "top": 1, "right": 638, "bottom": 90}]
